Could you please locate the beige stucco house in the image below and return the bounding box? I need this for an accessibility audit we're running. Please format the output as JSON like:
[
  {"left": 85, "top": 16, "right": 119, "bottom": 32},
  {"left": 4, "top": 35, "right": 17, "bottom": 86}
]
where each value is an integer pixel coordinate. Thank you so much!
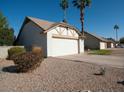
[
  {"left": 106, "top": 40, "right": 115, "bottom": 48},
  {"left": 15, "top": 17, "right": 84, "bottom": 57},
  {"left": 84, "top": 31, "right": 114, "bottom": 50}
]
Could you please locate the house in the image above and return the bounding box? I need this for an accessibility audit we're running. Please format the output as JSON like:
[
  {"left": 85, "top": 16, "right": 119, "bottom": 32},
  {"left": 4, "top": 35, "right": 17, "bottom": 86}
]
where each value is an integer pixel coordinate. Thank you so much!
[
  {"left": 106, "top": 40, "right": 115, "bottom": 48},
  {"left": 15, "top": 17, "right": 84, "bottom": 57},
  {"left": 106, "top": 38, "right": 116, "bottom": 48},
  {"left": 84, "top": 31, "right": 110, "bottom": 50}
]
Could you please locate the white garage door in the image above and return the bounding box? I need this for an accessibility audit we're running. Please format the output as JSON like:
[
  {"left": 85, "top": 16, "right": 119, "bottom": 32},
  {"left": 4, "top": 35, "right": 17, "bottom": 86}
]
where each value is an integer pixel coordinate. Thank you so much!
[
  {"left": 100, "top": 42, "right": 107, "bottom": 49},
  {"left": 51, "top": 38, "right": 78, "bottom": 56}
]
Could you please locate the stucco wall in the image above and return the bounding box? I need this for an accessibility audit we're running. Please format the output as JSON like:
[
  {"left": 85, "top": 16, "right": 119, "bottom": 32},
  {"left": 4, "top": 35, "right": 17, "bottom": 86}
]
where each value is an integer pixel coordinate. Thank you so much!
[
  {"left": 84, "top": 33, "right": 100, "bottom": 50},
  {"left": 107, "top": 42, "right": 114, "bottom": 48},
  {"left": 17, "top": 21, "right": 47, "bottom": 57},
  {"left": 111, "top": 43, "right": 114, "bottom": 48},
  {"left": 107, "top": 42, "right": 111, "bottom": 48},
  {"left": 0, "top": 46, "right": 24, "bottom": 59},
  {"left": 79, "top": 39, "right": 84, "bottom": 53}
]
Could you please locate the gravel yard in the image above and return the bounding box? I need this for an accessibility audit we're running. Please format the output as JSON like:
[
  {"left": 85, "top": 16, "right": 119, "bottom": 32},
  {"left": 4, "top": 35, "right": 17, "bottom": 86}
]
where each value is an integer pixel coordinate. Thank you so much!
[{"left": 0, "top": 57, "right": 124, "bottom": 92}]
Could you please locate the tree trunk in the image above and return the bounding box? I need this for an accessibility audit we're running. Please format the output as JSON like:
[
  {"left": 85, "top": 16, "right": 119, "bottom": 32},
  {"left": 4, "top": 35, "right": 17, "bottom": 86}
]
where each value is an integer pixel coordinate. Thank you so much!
[
  {"left": 116, "top": 29, "right": 118, "bottom": 42},
  {"left": 63, "top": 9, "right": 67, "bottom": 23},
  {"left": 80, "top": 8, "right": 84, "bottom": 36}
]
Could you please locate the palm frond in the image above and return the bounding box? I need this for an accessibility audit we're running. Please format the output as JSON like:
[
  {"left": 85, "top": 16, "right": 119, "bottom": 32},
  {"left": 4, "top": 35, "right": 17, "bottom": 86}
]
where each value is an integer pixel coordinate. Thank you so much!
[
  {"left": 72, "top": 0, "right": 91, "bottom": 8},
  {"left": 86, "top": 0, "right": 91, "bottom": 7},
  {"left": 114, "top": 24, "right": 119, "bottom": 30},
  {"left": 60, "top": 0, "right": 69, "bottom": 10}
]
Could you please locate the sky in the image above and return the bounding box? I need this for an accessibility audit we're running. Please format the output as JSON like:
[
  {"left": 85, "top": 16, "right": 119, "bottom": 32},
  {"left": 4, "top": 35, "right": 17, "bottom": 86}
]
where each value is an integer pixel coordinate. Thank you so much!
[{"left": 0, "top": 0, "right": 124, "bottom": 39}]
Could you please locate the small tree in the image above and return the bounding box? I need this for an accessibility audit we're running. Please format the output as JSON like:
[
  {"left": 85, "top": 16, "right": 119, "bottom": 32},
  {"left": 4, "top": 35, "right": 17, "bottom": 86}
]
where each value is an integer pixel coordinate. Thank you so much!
[
  {"left": 0, "top": 12, "right": 14, "bottom": 46},
  {"left": 120, "top": 37, "right": 124, "bottom": 44}
]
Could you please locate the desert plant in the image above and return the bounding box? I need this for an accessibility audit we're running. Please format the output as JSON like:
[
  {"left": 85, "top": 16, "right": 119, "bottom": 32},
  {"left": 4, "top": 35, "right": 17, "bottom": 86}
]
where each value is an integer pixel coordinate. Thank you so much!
[
  {"left": 32, "top": 46, "right": 43, "bottom": 54},
  {"left": 32, "top": 46, "right": 44, "bottom": 60},
  {"left": 94, "top": 67, "right": 106, "bottom": 76},
  {"left": 12, "top": 51, "right": 43, "bottom": 73},
  {"left": 8, "top": 47, "right": 26, "bottom": 60}
]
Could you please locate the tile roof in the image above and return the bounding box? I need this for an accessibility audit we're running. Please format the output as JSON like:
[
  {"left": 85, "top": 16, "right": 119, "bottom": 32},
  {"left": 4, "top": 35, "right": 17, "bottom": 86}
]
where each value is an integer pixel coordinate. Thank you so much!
[{"left": 27, "top": 16, "right": 55, "bottom": 30}]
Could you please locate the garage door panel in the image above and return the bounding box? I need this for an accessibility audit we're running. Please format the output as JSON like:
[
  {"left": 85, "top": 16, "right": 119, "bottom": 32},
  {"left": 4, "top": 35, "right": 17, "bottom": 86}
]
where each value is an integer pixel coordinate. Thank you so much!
[
  {"left": 52, "top": 38, "right": 78, "bottom": 56},
  {"left": 100, "top": 42, "right": 107, "bottom": 49}
]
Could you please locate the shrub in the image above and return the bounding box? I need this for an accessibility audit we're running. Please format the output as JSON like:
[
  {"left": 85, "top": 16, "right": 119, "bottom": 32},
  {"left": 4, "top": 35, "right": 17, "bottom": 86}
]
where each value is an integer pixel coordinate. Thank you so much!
[
  {"left": 32, "top": 46, "right": 44, "bottom": 60},
  {"left": 12, "top": 51, "right": 43, "bottom": 73},
  {"left": 8, "top": 47, "right": 26, "bottom": 60},
  {"left": 94, "top": 67, "right": 106, "bottom": 76},
  {"left": 88, "top": 50, "right": 112, "bottom": 55},
  {"left": 32, "top": 46, "right": 43, "bottom": 55}
]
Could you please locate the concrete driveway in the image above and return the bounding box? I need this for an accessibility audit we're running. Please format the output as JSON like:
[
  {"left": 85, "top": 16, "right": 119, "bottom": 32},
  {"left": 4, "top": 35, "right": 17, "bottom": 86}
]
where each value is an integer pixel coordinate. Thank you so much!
[{"left": 58, "top": 48, "right": 124, "bottom": 68}]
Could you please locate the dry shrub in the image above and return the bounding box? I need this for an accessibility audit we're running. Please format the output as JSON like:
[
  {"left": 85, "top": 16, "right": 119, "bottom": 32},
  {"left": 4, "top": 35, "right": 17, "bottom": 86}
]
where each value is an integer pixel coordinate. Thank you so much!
[
  {"left": 8, "top": 47, "right": 26, "bottom": 60},
  {"left": 13, "top": 51, "right": 43, "bottom": 73},
  {"left": 32, "top": 46, "right": 43, "bottom": 54},
  {"left": 32, "top": 46, "right": 44, "bottom": 60}
]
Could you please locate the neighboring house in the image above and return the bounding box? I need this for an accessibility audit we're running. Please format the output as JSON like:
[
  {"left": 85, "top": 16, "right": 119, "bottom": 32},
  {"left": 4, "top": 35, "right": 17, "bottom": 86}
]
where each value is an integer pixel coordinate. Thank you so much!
[
  {"left": 106, "top": 40, "right": 115, "bottom": 48},
  {"left": 84, "top": 31, "right": 112, "bottom": 50},
  {"left": 106, "top": 38, "right": 116, "bottom": 48},
  {"left": 15, "top": 17, "right": 84, "bottom": 57}
]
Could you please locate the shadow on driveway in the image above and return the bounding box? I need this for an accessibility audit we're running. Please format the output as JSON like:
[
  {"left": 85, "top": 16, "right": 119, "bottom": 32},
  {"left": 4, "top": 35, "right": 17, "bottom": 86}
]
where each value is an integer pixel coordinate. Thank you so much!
[{"left": 53, "top": 57, "right": 83, "bottom": 63}]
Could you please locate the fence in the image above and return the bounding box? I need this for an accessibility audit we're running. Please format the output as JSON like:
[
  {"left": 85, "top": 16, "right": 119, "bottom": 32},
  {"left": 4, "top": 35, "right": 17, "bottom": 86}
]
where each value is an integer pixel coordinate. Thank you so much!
[{"left": 0, "top": 46, "right": 24, "bottom": 59}]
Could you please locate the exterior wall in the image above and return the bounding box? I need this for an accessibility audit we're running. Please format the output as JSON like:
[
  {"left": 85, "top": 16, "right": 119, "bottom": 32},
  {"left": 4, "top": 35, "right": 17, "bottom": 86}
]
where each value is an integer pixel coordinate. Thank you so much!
[
  {"left": 107, "top": 42, "right": 111, "bottom": 48},
  {"left": 107, "top": 42, "right": 114, "bottom": 48},
  {"left": 79, "top": 39, "right": 84, "bottom": 53},
  {"left": 17, "top": 21, "right": 47, "bottom": 57},
  {"left": 47, "top": 26, "right": 84, "bottom": 57},
  {"left": 0, "top": 46, "right": 24, "bottom": 59},
  {"left": 100, "top": 42, "right": 107, "bottom": 49},
  {"left": 107, "top": 41, "right": 116, "bottom": 48},
  {"left": 84, "top": 33, "right": 100, "bottom": 50},
  {"left": 17, "top": 22, "right": 84, "bottom": 57}
]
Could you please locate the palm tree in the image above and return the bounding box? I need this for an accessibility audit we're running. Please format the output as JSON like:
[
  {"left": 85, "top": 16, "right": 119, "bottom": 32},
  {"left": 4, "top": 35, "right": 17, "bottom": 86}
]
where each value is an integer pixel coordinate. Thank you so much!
[
  {"left": 114, "top": 24, "right": 119, "bottom": 42},
  {"left": 60, "top": 0, "right": 69, "bottom": 23},
  {"left": 72, "top": 0, "right": 91, "bottom": 36}
]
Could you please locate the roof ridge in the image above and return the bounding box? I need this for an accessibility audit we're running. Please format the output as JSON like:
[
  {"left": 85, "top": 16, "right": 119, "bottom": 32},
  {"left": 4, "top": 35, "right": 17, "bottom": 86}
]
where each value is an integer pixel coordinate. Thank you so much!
[
  {"left": 25, "top": 16, "right": 81, "bottom": 35},
  {"left": 26, "top": 16, "right": 55, "bottom": 30},
  {"left": 26, "top": 16, "right": 55, "bottom": 24}
]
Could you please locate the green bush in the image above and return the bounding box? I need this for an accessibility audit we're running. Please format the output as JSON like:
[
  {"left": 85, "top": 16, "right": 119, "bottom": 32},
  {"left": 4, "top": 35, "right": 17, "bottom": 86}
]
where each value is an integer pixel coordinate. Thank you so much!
[
  {"left": 8, "top": 47, "right": 26, "bottom": 60},
  {"left": 88, "top": 50, "right": 112, "bottom": 55},
  {"left": 12, "top": 51, "right": 43, "bottom": 73}
]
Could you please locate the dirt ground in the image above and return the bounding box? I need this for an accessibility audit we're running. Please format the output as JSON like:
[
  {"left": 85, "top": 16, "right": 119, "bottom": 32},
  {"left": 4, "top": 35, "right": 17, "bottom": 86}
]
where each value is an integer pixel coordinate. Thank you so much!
[{"left": 0, "top": 57, "right": 124, "bottom": 92}]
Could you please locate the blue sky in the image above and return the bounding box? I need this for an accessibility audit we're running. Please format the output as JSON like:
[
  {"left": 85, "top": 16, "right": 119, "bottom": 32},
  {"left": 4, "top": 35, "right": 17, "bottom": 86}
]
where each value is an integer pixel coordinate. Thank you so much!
[{"left": 0, "top": 0, "right": 124, "bottom": 39}]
